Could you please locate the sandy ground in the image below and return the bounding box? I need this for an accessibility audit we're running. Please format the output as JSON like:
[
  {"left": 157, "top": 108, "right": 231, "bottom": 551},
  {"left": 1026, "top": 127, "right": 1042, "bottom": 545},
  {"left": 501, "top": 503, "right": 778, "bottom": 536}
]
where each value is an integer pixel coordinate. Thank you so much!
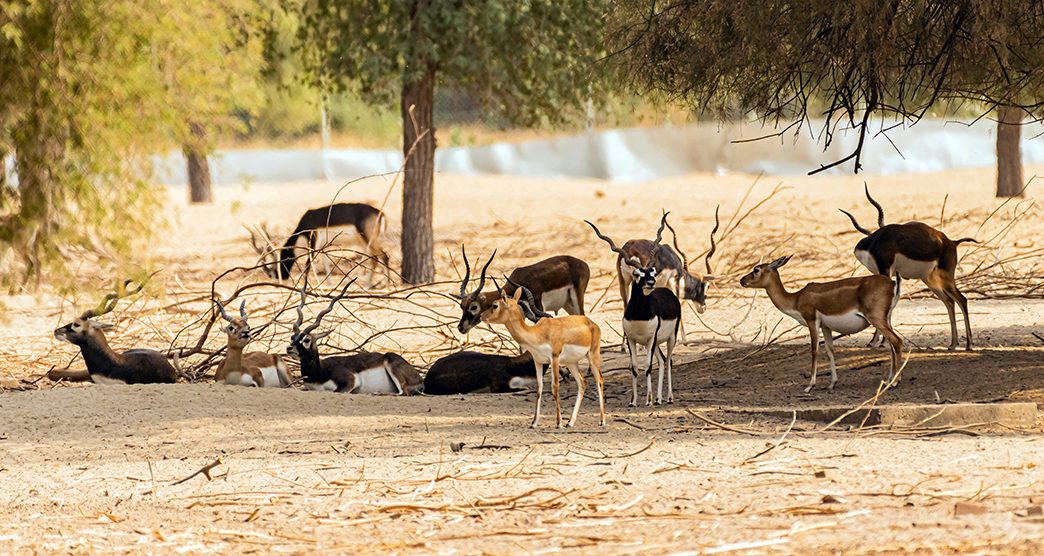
[{"left": 1, "top": 166, "right": 1043, "bottom": 553}]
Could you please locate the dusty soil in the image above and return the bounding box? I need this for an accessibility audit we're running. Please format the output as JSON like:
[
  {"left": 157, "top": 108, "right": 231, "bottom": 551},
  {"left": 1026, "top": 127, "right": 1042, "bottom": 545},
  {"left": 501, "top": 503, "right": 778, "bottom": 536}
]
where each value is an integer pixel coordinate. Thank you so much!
[{"left": 1, "top": 166, "right": 1043, "bottom": 553}]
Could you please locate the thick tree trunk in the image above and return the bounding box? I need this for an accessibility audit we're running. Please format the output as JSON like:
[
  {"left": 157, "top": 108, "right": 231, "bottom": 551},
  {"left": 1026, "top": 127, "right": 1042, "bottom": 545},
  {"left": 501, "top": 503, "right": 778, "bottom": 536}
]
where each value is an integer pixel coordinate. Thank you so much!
[
  {"left": 996, "top": 105, "right": 1023, "bottom": 198},
  {"left": 399, "top": 65, "right": 437, "bottom": 284},
  {"left": 12, "top": 105, "right": 63, "bottom": 288},
  {"left": 184, "top": 122, "right": 213, "bottom": 204}
]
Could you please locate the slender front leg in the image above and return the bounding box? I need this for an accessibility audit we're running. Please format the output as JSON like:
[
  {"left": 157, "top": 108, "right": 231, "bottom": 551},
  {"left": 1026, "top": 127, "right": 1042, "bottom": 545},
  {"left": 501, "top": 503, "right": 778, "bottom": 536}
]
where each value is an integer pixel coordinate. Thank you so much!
[
  {"left": 551, "top": 355, "right": 563, "bottom": 428},
  {"left": 645, "top": 335, "right": 657, "bottom": 406},
  {"left": 589, "top": 349, "right": 606, "bottom": 426},
  {"left": 820, "top": 323, "right": 838, "bottom": 391},
  {"left": 531, "top": 357, "right": 545, "bottom": 428},
  {"left": 627, "top": 337, "right": 639, "bottom": 407},
  {"left": 665, "top": 323, "right": 677, "bottom": 403},
  {"left": 565, "top": 362, "right": 586, "bottom": 427},
  {"left": 806, "top": 321, "right": 820, "bottom": 393}
]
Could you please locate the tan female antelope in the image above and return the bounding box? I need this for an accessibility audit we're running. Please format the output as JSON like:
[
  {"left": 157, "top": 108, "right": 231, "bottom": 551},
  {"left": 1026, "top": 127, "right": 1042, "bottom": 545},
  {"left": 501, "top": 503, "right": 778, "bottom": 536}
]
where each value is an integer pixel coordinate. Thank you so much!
[
  {"left": 454, "top": 246, "right": 590, "bottom": 334},
  {"left": 481, "top": 284, "right": 605, "bottom": 428},
  {"left": 740, "top": 255, "right": 904, "bottom": 392},
  {"left": 214, "top": 299, "right": 291, "bottom": 387},
  {"left": 53, "top": 279, "right": 177, "bottom": 385},
  {"left": 841, "top": 185, "right": 977, "bottom": 350}
]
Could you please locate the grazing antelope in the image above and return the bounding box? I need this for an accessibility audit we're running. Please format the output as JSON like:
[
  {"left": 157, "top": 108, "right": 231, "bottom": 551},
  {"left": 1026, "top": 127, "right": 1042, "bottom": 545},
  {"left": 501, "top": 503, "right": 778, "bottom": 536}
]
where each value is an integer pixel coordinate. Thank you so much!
[
  {"left": 214, "top": 299, "right": 291, "bottom": 387},
  {"left": 423, "top": 351, "right": 543, "bottom": 395},
  {"left": 613, "top": 208, "right": 719, "bottom": 343},
  {"left": 52, "top": 279, "right": 177, "bottom": 385},
  {"left": 454, "top": 246, "right": 590, "bottom": 334},
  {"left": 740, "top": 255, "right": 904, "bottom": 392},
  {"left": 285, "top": 279, "right": 423, "bottom": 394},
  {"left": 481, "top": 283, "right": 605, "bottom": 428},
  {"left": 252, "top": 203, "right": 390, "bottom": 285},
  {"left": 840, "top": 185, "right": 977, "bottom": 350},
  {"left": 587, "top": 213, "right": 682, "bottom": 406}
]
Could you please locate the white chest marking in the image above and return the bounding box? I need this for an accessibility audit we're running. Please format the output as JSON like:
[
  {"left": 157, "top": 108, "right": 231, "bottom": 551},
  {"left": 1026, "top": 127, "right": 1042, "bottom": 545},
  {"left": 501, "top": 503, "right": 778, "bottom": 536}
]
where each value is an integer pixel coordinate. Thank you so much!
[
  {"left": 782, "top": 309, "right": 806, "bottom": 326},
  {"left": 624, "top": 318, "right": 676, "bottom": 343},
  {"left": 539, "top": 286, "right": 571, "bottom": 313},
  {"left": 854, "top": 249, "right": 879, "bottom": 275},
  {"left": 352, "top": 366, "right": 398, "bottom": 394},
  {"left": 305, "top": 379, "right": 337, "bottom": 392},
  {"left": 819, "top": 311, "right": 871, "bottom": 335},
  {"left": 231, "top": 372, "right": 258, "bottom": 387},
  {"left": 891, "top": 254, "right": 938, "bottom": 280},
  {"left": 91, "top": 375, "right": 127, "bottom": 385},
  {"left": 259, "top": 366, "right": 282, "bottom": 387}
]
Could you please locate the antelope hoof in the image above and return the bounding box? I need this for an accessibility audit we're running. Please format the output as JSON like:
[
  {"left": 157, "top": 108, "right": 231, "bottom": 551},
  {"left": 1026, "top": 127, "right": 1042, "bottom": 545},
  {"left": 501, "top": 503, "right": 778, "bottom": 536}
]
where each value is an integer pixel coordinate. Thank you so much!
[
  {"left": 804, "top": 385, "right": 814, "bottom": 393},
  {"left": 628, "top": 402, "right": 637, "bottom": 408},
  {"left": 828, "top": 383, "right": 836, "bottom": 392}
]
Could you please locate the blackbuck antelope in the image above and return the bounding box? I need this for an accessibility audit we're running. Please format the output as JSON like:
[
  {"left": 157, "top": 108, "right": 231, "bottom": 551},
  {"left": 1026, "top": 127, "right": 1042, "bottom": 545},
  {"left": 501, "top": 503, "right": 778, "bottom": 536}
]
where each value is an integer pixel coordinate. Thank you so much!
[
  {"left": 214, "top": 299, "right": 291, "bottom": 387},
  {"left": 481, "top": 284, "right": 605, "bottom": 428},
  {"left": 454, "top": 246, "right": 590, "bottom": 334},
  {"left": 740, "top": 256, "right": 904, "bottom": 392},
  {"left": 252, "top": 203, "right": 390, "bottom": 285},
  {"left": 587, "top": 214, "right": 682, "bottom": 406},
  {"left": 53, "top": 280, "right": 177, "bottom": 385},
  {"left": 840, "top": 185, "right": 977, "bottom": 350},
  {"left": 423, "top": 351, "right": 543, "bottom": 395},
  {"left": 613, "top": 209, "right": 719, "bottom": 343},
  {"left": 286, "top": 279, "right": 423, "bottom": 394}
]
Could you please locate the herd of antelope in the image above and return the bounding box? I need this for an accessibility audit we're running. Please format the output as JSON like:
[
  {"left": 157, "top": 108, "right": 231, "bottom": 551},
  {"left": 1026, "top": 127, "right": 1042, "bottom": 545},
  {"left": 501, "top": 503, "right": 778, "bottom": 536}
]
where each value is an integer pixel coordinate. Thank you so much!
[{"left": 52, "top": 188, "right": 978, "bottom": 428}]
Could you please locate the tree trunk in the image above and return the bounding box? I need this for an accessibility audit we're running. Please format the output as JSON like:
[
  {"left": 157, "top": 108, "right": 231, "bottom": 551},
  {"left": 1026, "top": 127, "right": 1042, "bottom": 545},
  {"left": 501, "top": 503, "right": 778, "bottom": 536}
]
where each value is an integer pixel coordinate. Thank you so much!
[
  {"left": 12, "top": 104, "right": 63, "bottom": 288},
  {"left": 399, "top": 64, "right": 437, "bottom": 284},
  {"left": 996, "top": 105, "right": 1023, "bottom": 198},
  {"left": 184, "top": 122, "right": 213, "bottom": 203}
]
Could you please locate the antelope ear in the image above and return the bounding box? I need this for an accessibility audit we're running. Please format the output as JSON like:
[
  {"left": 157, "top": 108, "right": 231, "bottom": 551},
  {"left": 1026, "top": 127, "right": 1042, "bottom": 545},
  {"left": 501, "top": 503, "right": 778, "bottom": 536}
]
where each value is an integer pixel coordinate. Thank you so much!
[
  {"left": 92, "top": 321, "right": 115, "bottom": 331},
  {"left": 512, "top": 288, "right": 523, "bottom": 301},
  {"left": 769, "top": 255, "right": 792, "bottom": 270}
]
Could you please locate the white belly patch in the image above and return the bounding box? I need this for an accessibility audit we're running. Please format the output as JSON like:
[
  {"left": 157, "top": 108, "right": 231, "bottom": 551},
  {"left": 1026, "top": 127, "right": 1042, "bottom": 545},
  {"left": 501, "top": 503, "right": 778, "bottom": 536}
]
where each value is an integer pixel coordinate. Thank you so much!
[
  {"left": 819, "top": 311, "right": 870, "bottom": 335},
  {"left": 539, "top": 286, "right": 571, "bottom": 313},
  {"left": 352, "top": 366, "right": 397, "bottom": 394},
  {"left": 259, "top": 366, "right": 282, "bottom": 387},
  {"left": 892, "top": 254, "right": 937, "bottom": 280},
  {"left": 227, "top": 371, "right": 258, "bottom": 387},
  {"left": 559, "top": 344, "right": 591, "bottom": 364},
  {"left": 854, "top": 249, "right": 879, "bottom": 275},
  {"left": 624, "top": 318, "right": 660, "bottom": 343},
  {"left": 305, "top": 379, "right": 337, "bottom": 392},
  {"left": 91, "top": 374, "right": 127, "bottom": 386}
]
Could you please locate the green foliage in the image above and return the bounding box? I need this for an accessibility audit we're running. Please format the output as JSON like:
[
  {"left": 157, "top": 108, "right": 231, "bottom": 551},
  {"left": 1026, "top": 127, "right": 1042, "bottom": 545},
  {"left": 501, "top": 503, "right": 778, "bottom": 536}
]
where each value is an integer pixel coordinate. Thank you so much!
[
  {"left": 0, "top": 0, "right": 265, "bottom": 287},
  {"left": 299, "top": 0, "right": 611, "bottom": 128}
]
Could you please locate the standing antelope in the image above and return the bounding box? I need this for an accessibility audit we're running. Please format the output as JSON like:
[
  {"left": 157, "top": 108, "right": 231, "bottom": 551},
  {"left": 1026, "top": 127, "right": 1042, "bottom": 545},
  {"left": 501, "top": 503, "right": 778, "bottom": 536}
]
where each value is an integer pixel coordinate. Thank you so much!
[
  {"left": 613, "top": 208, "right": 719, "bottom": 343},
  {"left": 740, "top": 255, "right": 904, "bottom": 392},
  {"left": 285, "top": 279, "right": 423, "bottom": 395},
  {"left": 588, "top": 213, "right": 682, "bottom": 406},
  {"left": 53, "top": 279, "right": 177, "bottom": 385},
  {"left": 252, "top": 203, "right": 390, "bottom": 285},
  {"left": 214, "top": 299, "right": 291, "bottom": 387},
  {"left": 840, "top": 185, "right": 977, "bottom": 350},
  {"left": 481, "top": 284, "right": 605, "bottom": 428},
  {"left": 454, "top": 246, "right": 590, "bottom": 334}
]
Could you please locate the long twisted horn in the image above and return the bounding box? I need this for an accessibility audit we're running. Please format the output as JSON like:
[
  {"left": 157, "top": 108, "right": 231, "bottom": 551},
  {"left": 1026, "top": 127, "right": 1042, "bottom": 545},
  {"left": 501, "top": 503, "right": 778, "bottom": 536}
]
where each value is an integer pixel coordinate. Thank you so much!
[
  {"left": 299, "top": 278, "right": 357, "bottom": 338},
  {"left": 705, "top": 205, "right": 720, "bottom": 275},
  {"left": 239, "top": 300, "right": 248, "bottom": 320},
  {"left": 585, "top": 220, "right": 641, "bottom": 269},
  {"left": 653, "top": 211, "right": 669, "bottom": 246},
  {"left": 458, "top": 244, "right": 471, "bottom": 298},
  {"left": 663, "top": 213, "right": 689, "bottom": 271},
  {"left": 839, "top": 209, "right": 872, "bottom": 236},
  {"left": 864, "top": 183, "right": 885, "bottom": 228},
  {"left": 474, "top": 250, "right": 496, "bottom": 298},
  {"left": 80, "top": 274, "right": 154, "bottom": 319},
  {"left": 293, "top": 275, "right": 308, "bottom": 336},
  {"left": 506, "top": 277, "right": 552, "bottom": 320},
  {"left": 214, "top": 299, "right": 235, "bottom": 323}
]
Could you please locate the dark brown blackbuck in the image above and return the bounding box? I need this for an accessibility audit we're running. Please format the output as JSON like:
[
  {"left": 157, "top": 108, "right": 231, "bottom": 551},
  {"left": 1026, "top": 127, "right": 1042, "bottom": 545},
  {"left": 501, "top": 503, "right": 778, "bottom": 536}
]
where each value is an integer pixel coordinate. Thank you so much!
[
  {"left": 453, "top": 246, "right": 590, "bottom": 334},
  {"left": 740, "top": 255, "right": 904, "bottom": 393},
  {"left": 840, "top": 185, "right": 977, "bottom": 350},
  {"left": 53, "top": 279, "right": 177, "bottom": 385}
]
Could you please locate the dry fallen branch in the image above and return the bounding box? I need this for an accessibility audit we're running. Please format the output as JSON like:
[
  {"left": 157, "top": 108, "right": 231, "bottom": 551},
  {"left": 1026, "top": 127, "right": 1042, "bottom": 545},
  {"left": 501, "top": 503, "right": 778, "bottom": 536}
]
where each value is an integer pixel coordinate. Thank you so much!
[{"left": 172, "top": 457, "right": 224, "bottom": 486}]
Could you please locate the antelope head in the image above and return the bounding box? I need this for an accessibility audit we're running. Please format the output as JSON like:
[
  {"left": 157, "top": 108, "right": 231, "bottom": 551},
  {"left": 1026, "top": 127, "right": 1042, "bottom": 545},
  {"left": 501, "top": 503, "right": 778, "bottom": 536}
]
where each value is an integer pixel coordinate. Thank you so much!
[
  {"left": 285, "top": 277, "right": 355, "bottom": 360},
  {"left": 54, "top": 277, "right": 150, "bottom": 346},
  {"left": 453, "top": 245, "right": 497, "bottom": 333},
  {"left": 215, "top": 299, "right": 252, "bottom": 350},
  {"left": 663, "top": 206, "right": 719, "bottom": 313},
  {"left": 586, "top": 212, "right": 670, "bottom": 297}
]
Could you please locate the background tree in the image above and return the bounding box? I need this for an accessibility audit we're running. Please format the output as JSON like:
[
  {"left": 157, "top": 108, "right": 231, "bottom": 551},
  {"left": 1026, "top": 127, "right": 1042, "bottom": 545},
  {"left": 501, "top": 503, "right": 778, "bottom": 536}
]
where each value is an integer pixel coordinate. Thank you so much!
[
  {"left": 610, "top": 0, "right": 1044, "bottom": 197},
  {"left": 0, "top": 1, "right": 265, "bottom": 287},
  {"left": 299, "top": 0, "right": 609, "bottom": 284}
]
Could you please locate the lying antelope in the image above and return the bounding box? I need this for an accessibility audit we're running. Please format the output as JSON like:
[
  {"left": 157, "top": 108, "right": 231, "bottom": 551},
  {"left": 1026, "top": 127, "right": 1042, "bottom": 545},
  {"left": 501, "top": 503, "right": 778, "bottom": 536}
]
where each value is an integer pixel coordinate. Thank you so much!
[
  {"left": 841, "top": 185, "right": 976, "bottom": 350},
  {"left": 285, "top": 278, "right": 423, "bottom": 394},
  {"left": 423, "top": 351, "right": 543, "bottom": 395},
  {"left": 740, "top": 255, "right": 904, "bottom": 392},
  {"left": 588, "top": 213, "right": 681, "bottom": 405},
  {"left": 613, "top": 208, "right": 718, "bottom": 343},
  {"left": 53, "top": 279, "right": 177, "bottom": 385},
  {"left": 214, "top": 299, "right": 291, "bottom": 387},
  {"left": 251, "top": 203, "right": 390, "bottom": 285},
  {"left": 481, "top": 283, "right": 605, "bottom": 428},
  {"left": 454, "top": 246, "right": 590, "bottom": 334}
]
